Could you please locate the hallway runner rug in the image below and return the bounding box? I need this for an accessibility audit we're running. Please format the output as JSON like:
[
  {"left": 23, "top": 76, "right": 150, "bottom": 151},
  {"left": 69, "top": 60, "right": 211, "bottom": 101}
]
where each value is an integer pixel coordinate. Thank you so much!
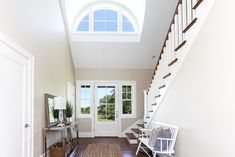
[{"left": 82, "top": 144, "right": 123, "bottom": 157}]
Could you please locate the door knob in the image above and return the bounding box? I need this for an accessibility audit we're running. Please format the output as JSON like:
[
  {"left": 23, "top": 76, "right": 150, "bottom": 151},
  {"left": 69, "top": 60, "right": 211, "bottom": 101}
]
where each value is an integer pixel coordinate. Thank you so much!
[{"left": 24, "top": 124, "right": 30, "bottom": 128}]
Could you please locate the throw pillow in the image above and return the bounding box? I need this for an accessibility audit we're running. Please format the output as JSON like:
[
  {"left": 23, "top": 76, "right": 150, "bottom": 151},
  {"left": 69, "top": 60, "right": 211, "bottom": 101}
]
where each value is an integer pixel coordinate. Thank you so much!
[
  {"left": 154, "top": 128, "right": 172, "bottom": 151},
  {"left": 148, "top": 128, "right": 161, "bottom": 147}
]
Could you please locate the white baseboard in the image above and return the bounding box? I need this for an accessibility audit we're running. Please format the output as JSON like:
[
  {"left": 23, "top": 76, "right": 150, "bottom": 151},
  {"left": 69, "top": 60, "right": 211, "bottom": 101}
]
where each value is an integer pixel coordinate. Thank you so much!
[
  {"left": 119, "top": 132, "right": 126, "bottom": 138},
  {"left": 79, "top": 132, "right": 94, "bottom": 138}
]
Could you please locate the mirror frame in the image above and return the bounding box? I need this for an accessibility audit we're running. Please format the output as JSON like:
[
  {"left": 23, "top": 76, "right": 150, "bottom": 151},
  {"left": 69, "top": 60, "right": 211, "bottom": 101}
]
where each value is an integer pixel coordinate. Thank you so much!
[{"left": 45, "top": 93, "right": 59, "bottom": 127}]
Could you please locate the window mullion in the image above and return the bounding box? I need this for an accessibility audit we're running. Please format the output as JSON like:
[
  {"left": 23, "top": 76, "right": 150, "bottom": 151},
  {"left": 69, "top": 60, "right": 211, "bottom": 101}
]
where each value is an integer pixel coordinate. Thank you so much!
[
  {"left": 90, "top": 9, "right": 93, "bottom": 32},
  {"left": 118, "top": 10, "right": 122, "bottom": 32}
]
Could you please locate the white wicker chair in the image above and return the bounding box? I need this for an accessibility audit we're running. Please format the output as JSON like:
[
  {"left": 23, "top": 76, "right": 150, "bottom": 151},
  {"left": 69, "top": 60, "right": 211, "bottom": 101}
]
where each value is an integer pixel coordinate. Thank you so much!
[{"left": 136, "top": 121, "right": 179, "bottom": 157}]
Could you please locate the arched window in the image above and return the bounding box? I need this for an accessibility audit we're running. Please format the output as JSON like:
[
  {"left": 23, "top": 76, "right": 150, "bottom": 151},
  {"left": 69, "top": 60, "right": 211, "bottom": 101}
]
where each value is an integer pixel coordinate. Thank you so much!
[{"left": 74, "top": 4, "right": 138, "bottom": 33}]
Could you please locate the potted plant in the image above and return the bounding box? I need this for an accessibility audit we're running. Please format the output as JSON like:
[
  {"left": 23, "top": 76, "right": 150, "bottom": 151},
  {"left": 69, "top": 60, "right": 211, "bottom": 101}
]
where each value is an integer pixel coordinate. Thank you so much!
[
  {"left": 52, "top": 107, "right": 59, "bottom": 121},
  {"left": 65, "top": 101, "right": 73, "bottom": 122}
]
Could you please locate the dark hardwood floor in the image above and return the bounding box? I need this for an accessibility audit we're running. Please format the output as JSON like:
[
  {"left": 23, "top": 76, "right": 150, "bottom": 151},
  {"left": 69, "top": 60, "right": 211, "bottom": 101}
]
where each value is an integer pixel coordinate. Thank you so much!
[{"left": 74, "top": 137, "right": 148, "bottom": 157}]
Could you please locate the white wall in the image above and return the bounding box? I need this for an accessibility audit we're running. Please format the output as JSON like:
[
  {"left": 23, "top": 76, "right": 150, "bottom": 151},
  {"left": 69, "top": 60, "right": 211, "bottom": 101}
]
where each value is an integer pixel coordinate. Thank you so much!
[
  {"left": 0, "top": 0, "right": 75, "bottom": 156},
  {"left": 152, "top": 0, "right": 235, "bottom": 156},
  {"left": 75, "top": 68, "right": 153, "bottom": 133}
]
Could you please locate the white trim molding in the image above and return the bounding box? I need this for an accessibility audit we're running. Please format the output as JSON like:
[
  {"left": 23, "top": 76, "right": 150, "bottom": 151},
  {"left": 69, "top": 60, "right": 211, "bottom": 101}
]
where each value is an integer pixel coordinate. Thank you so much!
[
  {"left": 76, "top": 80, "right": 137, "bottom": 137},
  {"left": 79, "top": 132, "right": 94, "bottom": 138}
]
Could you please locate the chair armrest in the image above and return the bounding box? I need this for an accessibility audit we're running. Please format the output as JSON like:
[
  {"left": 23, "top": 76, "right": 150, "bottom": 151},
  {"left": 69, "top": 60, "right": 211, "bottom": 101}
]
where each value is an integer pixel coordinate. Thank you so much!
[
  {"left": 139, "top": 128, "right": 152, "bottom": 132},
  {"left": 157, "top": 137, "right": 174, "bottom": 141}
]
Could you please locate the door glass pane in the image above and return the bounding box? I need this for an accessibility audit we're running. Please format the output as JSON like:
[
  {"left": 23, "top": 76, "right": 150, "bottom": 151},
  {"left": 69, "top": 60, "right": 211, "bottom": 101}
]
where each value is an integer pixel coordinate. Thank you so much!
[
  {"left": 97, "top": 86, "right": 115, "bottom": 122},
  {"left": 107, "top": 105, "right": 115, "bottom": 121}
]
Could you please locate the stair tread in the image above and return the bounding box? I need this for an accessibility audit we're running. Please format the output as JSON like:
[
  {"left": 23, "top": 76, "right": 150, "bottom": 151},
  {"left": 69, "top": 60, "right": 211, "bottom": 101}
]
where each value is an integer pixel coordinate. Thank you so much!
[
  {"left": 193, "top": 0, "right": 203, "bottom": 9},
  {"left": 163, "top": 73, "right": 171, "bottom": 79},
  {"left": 159, "top": 85, "right": 166, "bottom": 89},
  {"left": 125, "top": 133, "right": 137, "bottom": 139},
  {"left": 131, "top": 128, "right": 142, "bottom": 134},
  {"left": 175, "top": 40, "right": 186, "bottom": 51},
  {"left": 137, "top": 124, "right": 144, "bottom": 128},
  {"left": 183, "top": 18, "right": 197, "bottom": 33},
  {"left": 155, "top": 95, "right": 161, "bottom": 98},
  {"left": 168, "top": 58, "right": 178, "bottom": 66}
]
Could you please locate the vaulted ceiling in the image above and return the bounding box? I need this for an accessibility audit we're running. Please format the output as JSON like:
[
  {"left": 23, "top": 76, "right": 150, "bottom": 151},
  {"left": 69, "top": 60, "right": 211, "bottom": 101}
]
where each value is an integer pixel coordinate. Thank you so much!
[{"left": 63, "top": 0, "right": 178, "bottom": 69}]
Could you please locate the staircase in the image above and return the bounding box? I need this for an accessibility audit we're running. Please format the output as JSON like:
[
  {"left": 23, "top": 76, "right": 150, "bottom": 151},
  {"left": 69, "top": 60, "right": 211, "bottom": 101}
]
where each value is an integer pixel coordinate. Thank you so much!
[
  {"left": 125, "top": 123, "right": 144, "bottom": 144},
  {"left": 125, "top": 0, "right": 215, "bottom": 144},
  {"left": 143, "top": 0, "right": 214, "bottom": 128}
]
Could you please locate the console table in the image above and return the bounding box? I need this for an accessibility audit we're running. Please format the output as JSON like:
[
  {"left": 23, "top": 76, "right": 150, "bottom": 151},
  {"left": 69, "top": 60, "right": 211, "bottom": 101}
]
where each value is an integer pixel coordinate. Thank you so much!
[{"left": 43, "top": 122, "right": 79, "bottom": 157}]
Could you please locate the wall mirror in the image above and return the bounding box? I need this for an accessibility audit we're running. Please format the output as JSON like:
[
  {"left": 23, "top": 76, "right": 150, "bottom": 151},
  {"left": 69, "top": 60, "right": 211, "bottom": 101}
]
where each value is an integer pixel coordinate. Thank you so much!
[{"left": 45, "top": 93, "right": 59, "bottom": 127}]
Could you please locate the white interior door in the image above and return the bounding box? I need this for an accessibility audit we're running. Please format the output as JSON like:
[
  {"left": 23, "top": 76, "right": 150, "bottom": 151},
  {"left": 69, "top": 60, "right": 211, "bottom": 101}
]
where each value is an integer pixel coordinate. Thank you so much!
[
  {"left": 0, "top": 35, "right": 33, "bottom": 157},
  {"left": 94, "top": 83, "right": 119, "bottom": 136}
]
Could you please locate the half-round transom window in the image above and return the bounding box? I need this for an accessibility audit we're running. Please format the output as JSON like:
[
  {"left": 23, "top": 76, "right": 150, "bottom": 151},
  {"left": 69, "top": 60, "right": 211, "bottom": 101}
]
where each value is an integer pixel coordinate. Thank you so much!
[{"left": 75, "top": 8, "right": 138, "bottom": 33}]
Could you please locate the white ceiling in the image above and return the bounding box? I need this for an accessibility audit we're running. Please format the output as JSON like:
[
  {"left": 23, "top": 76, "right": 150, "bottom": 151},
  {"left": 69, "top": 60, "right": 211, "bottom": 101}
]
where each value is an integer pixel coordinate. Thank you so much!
[{"left": 66, "top": 0, "right": 178, "bottom": 69}]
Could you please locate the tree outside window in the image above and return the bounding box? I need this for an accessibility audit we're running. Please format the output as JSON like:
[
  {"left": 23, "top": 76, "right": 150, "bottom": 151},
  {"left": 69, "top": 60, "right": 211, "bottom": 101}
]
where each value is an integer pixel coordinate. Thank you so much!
[
  {"left": 80, "top": 85, "right": 91, "bottom": 114},
  {"left": 122, "top": 85, "right": 132, "bottom": 114}
]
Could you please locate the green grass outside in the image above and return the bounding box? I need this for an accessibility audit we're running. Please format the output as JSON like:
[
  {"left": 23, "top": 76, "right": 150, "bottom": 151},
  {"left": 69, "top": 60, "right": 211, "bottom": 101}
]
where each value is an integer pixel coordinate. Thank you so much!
[{"left": 97, "top": 116, "right": 115, "bottom": 122}]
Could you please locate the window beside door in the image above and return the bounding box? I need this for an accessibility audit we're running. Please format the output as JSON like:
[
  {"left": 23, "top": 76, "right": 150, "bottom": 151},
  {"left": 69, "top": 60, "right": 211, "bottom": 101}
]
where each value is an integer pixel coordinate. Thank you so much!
[
  {"left": 121, "top": 82, "right": 136, "bottom": 118},
  {"left": 77, "top": 82, "right": 93, "bottom": 118}
]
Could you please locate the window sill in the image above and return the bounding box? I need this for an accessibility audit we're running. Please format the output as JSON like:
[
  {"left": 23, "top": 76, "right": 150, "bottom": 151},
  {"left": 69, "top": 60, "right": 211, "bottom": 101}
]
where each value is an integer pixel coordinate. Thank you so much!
[
  {"left": 121, "top": 114, "right": 136, "bottom": 119},
  {"left": 71, "top": 33, "right": 141, "bottom": 42}
]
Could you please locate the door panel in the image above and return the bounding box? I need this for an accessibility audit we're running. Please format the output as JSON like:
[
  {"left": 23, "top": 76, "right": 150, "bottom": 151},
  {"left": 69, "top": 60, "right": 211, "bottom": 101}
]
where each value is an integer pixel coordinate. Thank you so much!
[
  {"left": 95, "top": 84, "right": 118, "bottom": 136},
  {"left": 0, "top": 39, "right": 33, "bottom": 157}
]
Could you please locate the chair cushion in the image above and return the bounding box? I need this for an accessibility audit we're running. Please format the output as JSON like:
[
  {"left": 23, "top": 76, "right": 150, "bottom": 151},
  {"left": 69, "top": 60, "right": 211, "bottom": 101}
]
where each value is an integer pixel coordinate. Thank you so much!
[
  {"left": 148, "top": 128, "right": 161, "bottom": 147},
  {"left": 154, "top": 128, "right": 172, "bottom": 151}
]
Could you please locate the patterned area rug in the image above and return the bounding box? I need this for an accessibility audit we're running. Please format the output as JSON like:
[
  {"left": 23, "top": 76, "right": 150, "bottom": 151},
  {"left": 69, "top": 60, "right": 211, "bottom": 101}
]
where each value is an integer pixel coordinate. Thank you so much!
[{"left": 83, "top": 144, "right": 123, "bottom": 157}]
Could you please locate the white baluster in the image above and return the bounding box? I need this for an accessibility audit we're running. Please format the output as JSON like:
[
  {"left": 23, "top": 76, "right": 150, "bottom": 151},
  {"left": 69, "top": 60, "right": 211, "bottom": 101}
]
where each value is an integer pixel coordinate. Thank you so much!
[
  {"left": 162, "top": 52, "right": 165, "bottom": 77},
  {"left": 192, "top": 0, "right": 197, "bottom": 7},
  {"left": 160, "top": 59, "right": 163, "bottom": 86},
  {"left": 182, "top": 0, "right": 187, "bottom": 30},
  {"left": 163, "top": 48, "right": 167, "bottom": 75},
  {"left": 178, "top": 4, "right": 183, "bottom": 44},
  {"left": 192, "top": 0, "right": 196, "bottom": 20},
  {"left": 171, "top": 24, "right": 175, "bottom": 59},
  {"left": 143, "top": 90, "right": 148, "bottom": 118},
  {"left": 174, "top": 15, "right": 179, "bottom": 49},
  {"left": 187, "top": 0, "right": 193, "bottom": 24}
]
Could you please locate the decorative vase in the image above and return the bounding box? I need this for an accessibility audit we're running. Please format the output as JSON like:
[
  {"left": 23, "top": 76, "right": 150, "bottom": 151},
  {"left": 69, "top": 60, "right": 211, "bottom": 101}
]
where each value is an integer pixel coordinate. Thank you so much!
[{"left": 66, "top": 117, "right": 72, "bottom": 122}]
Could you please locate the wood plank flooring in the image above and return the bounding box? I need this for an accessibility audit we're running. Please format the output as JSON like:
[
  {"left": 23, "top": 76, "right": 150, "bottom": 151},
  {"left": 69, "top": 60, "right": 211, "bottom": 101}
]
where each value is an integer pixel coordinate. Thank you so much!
[{"left": 74, "top": 137, "right": 149, "bottom": 157}]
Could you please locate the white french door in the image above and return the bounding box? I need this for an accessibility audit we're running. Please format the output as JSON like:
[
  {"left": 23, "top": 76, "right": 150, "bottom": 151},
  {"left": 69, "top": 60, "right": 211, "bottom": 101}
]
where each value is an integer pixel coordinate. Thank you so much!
[
  {"left": 0, "top": 34, "right": 34, "bottom": 157},
  {"left": 94, "top": 83, "right": 119, "bottom": 136}
]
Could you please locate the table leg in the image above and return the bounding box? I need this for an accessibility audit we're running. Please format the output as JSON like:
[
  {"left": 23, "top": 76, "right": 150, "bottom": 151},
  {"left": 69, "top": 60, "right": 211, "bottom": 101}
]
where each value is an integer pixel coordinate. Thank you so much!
[
  {"left": 44, "top": 131, "right": 47, "bottom": 157},
  {"left": 76, "top": 129, "right": 79, "bottom": 145}
]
